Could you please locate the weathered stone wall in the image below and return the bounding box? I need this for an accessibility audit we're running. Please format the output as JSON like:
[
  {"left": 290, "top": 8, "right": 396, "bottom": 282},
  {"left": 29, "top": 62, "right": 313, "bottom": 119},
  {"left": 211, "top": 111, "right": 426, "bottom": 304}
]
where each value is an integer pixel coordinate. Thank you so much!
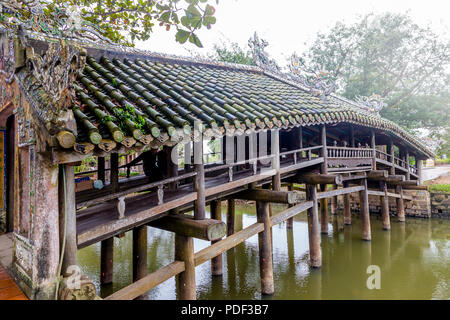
[
  {"left": 337, "top": 189, "right": 431, "bottom": 218},
  {"left": 430, "top": 192, "right": 450, "bottom": 218}
]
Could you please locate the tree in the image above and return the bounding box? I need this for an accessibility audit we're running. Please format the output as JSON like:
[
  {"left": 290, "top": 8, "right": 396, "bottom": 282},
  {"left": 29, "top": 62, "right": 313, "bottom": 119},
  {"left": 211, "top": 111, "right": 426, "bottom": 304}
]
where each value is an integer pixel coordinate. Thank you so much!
[
  {"left": 210, "top": 41, "right": 256, "bottom": 65},
  {"left": 298, "top": 12, "right": 450, "bottom": 134},
  {"left": 3, "top": 0, "right": 218, "bottom": 47}
]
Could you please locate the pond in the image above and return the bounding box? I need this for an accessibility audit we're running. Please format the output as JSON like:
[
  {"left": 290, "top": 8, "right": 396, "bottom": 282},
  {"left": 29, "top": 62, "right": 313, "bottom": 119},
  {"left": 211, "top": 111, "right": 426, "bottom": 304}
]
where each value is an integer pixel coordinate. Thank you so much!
[{"left": 78, "top": 203, "right": 449, "bottom": 300}]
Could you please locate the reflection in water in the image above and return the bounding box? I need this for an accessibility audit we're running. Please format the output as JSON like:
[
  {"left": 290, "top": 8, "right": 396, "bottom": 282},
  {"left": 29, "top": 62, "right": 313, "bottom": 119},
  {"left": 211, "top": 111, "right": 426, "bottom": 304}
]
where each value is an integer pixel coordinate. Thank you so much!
[{"left": 78, "top": 203, "right": 450, "bottom": 300}]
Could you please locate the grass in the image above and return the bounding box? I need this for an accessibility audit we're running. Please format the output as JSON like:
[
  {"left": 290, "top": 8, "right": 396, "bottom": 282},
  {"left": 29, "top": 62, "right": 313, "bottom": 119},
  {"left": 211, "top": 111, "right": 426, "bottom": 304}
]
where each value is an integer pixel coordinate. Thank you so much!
[{"left": 429, "top": 184, "right": 450, "bottom": 193}]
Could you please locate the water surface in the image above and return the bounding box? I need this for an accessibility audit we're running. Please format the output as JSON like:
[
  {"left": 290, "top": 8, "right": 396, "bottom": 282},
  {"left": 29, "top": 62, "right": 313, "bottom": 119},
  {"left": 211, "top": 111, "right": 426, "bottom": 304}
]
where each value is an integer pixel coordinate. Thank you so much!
[{"left": 78, "top": 204, "right": 449, "bottom": 300}]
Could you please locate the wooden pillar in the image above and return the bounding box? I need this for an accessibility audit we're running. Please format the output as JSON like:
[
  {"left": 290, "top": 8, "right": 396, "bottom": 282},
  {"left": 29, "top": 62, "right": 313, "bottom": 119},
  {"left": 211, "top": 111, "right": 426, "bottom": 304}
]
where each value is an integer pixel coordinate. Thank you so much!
[
  {"left": 388, "top": 139, "right": 395, "bottom": 175},
  {"left": 226, "top": 198, "right": 235, "bottom": 236},
  {"left": 110, "top": 153, "right": 119, "bottom": 193},
  {"left": 184, "top": 142, "right": 192, "bottom": 172},
  {"left": 271, "top": 129, "right": 281, "bottom": 191},
  {"left": 306, "top": 184, "right": 321, "bottom": 268},
  {"left": 194, "top": 137, "right": 205, "bottom": 220},
  {"left": 331, "top": 184, "right": 337, "bottom": 215},
  {"left": 100, "top": 238, "right": 114, "bottom": 284},
  {"left": 343, "top": 181, "right": 351, "bottom": 225},
  {"left": 360, "top": 179, "right": 371, "bottom": 241},
  {"left": 98, "top": 156, "right": 105, "bottom": 183},
  {"left": 405, "top": 150, "right": 410, "bottom": 180},
  {"left": 167, "top": 146, "right": 178, "bottom": 190},
  {"left": 417, "top": 158, "right": 423, "bottom": 185},
  {"left": 256, "top": 201, "right": 274, "bottom": 295},
  {"left": 350, "top": 125, "right": 355, "bottom": 148},
  {"left": 132, "top": 225, "right": 147, "bottom": 282},
  {"left": 286, "top": 183, "right": 294, "bottom": 229},
  {"left": 320, "top": 125, "right": 328, "bottom": 233},
  {"left": 379, "top": 181, "right": 391, "bottom": 230},
  {"left": 320, "top": 185, "right": 328, "bottom": 234},
  {"left": 371, "top": 130, "right": 377, "bottom": 170},
  {"left": 210, "top": 200, "right": 223, "bottom": 276},
  {"left": 175, "top": 234, "right": 196, "bottom": 300},
  {"left": 396, "top": 185, "right": 406, "bottom": 222},
  {"left": 58, "top": 164, "right": 78, "bottom": 277}
]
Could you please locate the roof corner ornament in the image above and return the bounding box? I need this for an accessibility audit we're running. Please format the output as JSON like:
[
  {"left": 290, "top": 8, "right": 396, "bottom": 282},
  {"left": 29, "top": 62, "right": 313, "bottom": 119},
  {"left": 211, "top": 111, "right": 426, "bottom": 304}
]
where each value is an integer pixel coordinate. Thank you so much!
[
  {"left": 289, "top": 53, "right": 337, "bottom": 101},
  {"left": 248, "top": 32, "right": 280, "bottom": 73},
  {"left": 355, "top": 94, "right": 387, "bottom": 115}
]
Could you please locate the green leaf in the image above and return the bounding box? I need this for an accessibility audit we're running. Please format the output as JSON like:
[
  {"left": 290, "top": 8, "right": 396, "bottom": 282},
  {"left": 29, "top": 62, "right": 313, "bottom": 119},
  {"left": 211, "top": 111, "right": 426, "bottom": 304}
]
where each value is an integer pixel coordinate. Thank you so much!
[
  {"left": 176, "top": 29, "right": 191, "bottom": 44},
  {"left": 187, "top": 4, "right": 201, "bottom": 17},
  {"left": 189, "top": 33, "right": 203, "bottom": 48}
]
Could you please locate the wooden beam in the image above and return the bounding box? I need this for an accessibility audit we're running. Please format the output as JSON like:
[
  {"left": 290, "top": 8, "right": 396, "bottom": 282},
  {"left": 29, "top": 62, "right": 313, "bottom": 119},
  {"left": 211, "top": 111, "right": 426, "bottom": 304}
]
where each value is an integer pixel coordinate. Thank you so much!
[
  {"left": 367, "top": 170, "right": 388, "bottom": 179},
  {"left": 295, "top": 172, "right": 343, "bottom": 185},
  {"left": 148, "top": 214, "right": 226, "bottom": 241},
  {"left": 402, "top": 185, "right": 429, "bottom": 191},
  {"left": 210, "top": 200, "right": 223, "bottom": 276},
  {"left": 105, "top": 261, "right": 185, "bottom": 300},
  {"left": 317, "top": 186, "right": 365, "bottom": 199},
  {"left": 306, "top": 184, "right": 321, "bottom": 268},
  {"left": 270, "top": 201, "right": 314, "bottom": 226},
  {"left": 388, "top": 180, "right": 418, "bottom": 187},
  {"left": 256, "top": 201, "right": 274, "bottom": 295},
  {"left": 235, "top": 189, "right": 304, "bottom": 204}
]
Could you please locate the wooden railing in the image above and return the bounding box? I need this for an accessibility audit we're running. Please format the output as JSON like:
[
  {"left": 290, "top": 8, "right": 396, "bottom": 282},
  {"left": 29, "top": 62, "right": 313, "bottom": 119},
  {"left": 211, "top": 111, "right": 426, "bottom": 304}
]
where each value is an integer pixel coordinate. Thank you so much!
[
  {"left": 280, "top": 146, "right": 322, "bottom": 164},
  {"left": 327, "top": 146, "right": 374, "bottom": 158}
]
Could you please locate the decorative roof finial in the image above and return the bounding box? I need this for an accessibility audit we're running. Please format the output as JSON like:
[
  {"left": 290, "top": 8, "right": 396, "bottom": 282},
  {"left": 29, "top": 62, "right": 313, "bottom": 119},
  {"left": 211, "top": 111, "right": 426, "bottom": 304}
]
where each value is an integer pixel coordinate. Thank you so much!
[
  {"left": 355, "top": 94, "right": 387, "bottom": 115},
  {"left": 288, "top": 53, "right": 337, "bottom": 101},
  {"left": 248, "top": 32, "right": 280, "bottom": 72}
]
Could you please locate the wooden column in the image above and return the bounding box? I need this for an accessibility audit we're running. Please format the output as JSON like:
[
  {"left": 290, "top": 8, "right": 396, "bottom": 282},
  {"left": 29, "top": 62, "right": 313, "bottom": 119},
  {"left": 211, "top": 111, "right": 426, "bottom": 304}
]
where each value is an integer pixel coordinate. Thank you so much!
[
  {"left": 343, "top": 181, "right": 351, "bottom": 225},
  {"left": 388, "top": 139, "right": 395, "bottom": 175},
  {"left": 271, "top": 129, "right": 281, "bottom": 191},
  {"left": 360, "top": 179, "right": 371, "bottom": 241},
  {"left": 194, "top": 138, "right": 206, "bottom": 220},
  {"left": 100, "top": 238, "right": 114, "bottom": 284},
  {"left": 256, "top": 201, "right": 274, "bottom": 295},
  {"left": 298, "top": 126, "right": 303, "bottom": 160},
  {"left": 330, "top": 184, "right": 337, "bottom": 215},
  {"left": 132, "top": 225, "right": 147, "bottom": 282},
  {"left": 184, "top": 142, "right": 192, "bottom": 172},
  {"left": 350, "top": 125, "right": 355, "bottom": 148},
  {"left": 167, "top": 146, "right": 178, "bottom": 190},
  {"left": 379, "top": 181, "right": 391, "bottom": 230},
  {"left": 227, "top": 199, "right": 235, "bottom": 236},
  {"left": 320, "top": 125, "right": 328, "bottom": 233},
  {"left": 210, "top": 200, "right": 223, "bottom": 276},
  {"left": 405, "top": 151, "right": 410, "bottom": 180},
  {"left": 175, "top": 234, "right": 196, "bottom": 300},
  {"left": 58, "top": 164, "right": 77, "bottom": 277},
  {"left": 110, "top": 153, "right": 119, "bottom": 193},
  {"left": 417, "top": 158, "right": 423, "bottom": 185},
  {"left": 286, "top": 183, "right": 294, "bottom": 229},
  {"left": 98, "top": 156, "right": 105, "bottom": 183},
  {"left": 306, "top": 184, "right": 321, "bottom": 268},
  {"left": 371, "top": 130, "right": 377, "bottom": 170},
  {"left": 396, "top": 185, "right": 406, "bottom": 222}
]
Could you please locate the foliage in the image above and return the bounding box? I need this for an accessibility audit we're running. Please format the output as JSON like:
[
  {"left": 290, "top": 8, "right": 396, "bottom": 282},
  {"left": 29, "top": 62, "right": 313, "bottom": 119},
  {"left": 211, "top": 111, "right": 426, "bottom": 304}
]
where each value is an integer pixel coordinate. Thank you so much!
[
  {"left": 435, "top": 158, "right": 450, "bottom": 165},
  {"left": 210, "top": 41, "right": 256, "bottom": 65},
  {"left": 298, "top": 12, "right": 450, "bottom": 134},
  {"left": 428, "top": 184, "right": 450, "bottom": 194},
  {"left": 41, "top": 0, "right": 218, "bottom": 47},
  {"left": 435, "top": 128, "right": 450, "bottom": 159}
]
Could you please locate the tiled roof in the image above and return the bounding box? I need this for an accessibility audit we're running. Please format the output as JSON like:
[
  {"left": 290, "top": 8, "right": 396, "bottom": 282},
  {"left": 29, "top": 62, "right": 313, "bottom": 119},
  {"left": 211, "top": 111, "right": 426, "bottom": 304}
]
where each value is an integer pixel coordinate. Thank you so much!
[{"left": 70, "top": 53, "right": 434, "bottom": 157}]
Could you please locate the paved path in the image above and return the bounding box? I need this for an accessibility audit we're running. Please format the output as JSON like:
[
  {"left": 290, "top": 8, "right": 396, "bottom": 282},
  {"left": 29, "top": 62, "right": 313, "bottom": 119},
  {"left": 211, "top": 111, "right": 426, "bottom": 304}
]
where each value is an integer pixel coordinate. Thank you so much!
[{"left": 423, "top": 165, "right": 450, "bottom": 181}]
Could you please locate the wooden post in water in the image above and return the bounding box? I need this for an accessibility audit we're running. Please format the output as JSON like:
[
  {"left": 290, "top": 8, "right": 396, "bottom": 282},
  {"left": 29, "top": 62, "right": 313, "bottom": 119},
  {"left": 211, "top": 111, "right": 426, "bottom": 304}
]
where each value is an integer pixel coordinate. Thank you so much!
[
  {"left": 256, "top": 201, "right": 274, "bottom": 295},
  {"left": 227, "top": 199, "right": 235, "bottom": 236},
  {"left": 194, "top": 136, "right": 206, "bottom": 220},
  {"left": 306, "top": 184, "right": 321, "bottom": 268},
  {"left": 379, "top": 181, "right": 391, "bottom": 230},
  {"left": 320, "top": 125, "right": 329, "bottom": 234},
  {"left": 396, "top": 185, "right": 406, "bottom": 222},
  {"left": 58, "top": 164, "right": 78, "bottom": 277},
  {"left": 343, "top": 181, "right": 351, "bottom": 225},
  {"left": 331, "top": 184, "right": 337, "bottom": 215},
  {"left": 210, "top": 200, "right": 223, "bottom": 276},
  {"left": 110, "top": 153, "right": 119, "bottom": 193},
  {"left": 360, "top": 179, "right": 371, "bottom": 241},
  {"left": 133, "top": 225, "right": 148, "bottom": 283},
  {"left": 175, "top": 234, "right": 196, "bottom": 300},
  {"left": 286, "top": 183, "right": 294, "bottom": 229},
  {"left": 100, "top": 238, "right": 114, "bottom": 284}
]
